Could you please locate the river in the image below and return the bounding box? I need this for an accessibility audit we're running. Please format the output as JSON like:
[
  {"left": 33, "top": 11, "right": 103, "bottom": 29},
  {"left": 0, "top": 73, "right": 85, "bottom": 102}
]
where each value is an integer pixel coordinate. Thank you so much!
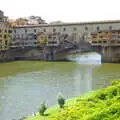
[{"left": 0, "top": 61, "right": 120, "bottom": 120}]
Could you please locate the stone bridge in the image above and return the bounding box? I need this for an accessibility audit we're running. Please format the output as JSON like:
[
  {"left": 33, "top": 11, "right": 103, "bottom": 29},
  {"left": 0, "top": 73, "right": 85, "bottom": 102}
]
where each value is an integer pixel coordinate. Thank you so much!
[
  {"left": 0, "top": 39, "right": 120, "bottom": 63},
  {"left": 53, "top": 40, "right": 120, "bottom": 63}
]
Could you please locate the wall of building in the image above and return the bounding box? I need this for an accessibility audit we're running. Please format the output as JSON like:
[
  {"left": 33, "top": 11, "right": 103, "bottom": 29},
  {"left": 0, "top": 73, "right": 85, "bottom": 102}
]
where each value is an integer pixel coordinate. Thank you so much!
[
  {"left": 11, "top": 21, "right": 120, "bottom": 49},
  {"left": 0, "top": 10, "right": 12, "bottom": 52}
]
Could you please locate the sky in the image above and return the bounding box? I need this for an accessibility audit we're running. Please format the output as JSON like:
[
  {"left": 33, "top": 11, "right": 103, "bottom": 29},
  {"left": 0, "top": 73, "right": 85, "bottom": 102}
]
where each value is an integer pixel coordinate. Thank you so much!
[{"left": 1, "top": 0, "right": 120, "bottom": 23}]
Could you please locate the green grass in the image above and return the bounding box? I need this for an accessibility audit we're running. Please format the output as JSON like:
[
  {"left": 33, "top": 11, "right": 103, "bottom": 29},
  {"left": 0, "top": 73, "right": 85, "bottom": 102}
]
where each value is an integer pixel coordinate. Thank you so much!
[{"left": 25, "top": 80, "right": 120, "bottom": 120}]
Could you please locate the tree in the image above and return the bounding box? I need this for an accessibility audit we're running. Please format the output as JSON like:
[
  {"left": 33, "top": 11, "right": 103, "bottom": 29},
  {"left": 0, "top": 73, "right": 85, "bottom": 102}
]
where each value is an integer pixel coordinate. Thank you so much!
[
  {"left": 16, "top": 17, "right": 28, "bottom": 25},
  {"left": 8, "top": 19, "right": 17, "bottom": 27},
  {"left": 38, "top": 101, "right": 47, "bottom": 116},
  {"left": 57, "top": 93, "right": 65, "bottom": 109},
  {"left": 8, "top": 18, "right": 29, "bottom": 26},
  {"left": 28, "top": 16, "right": 46, "bottom": 24}
]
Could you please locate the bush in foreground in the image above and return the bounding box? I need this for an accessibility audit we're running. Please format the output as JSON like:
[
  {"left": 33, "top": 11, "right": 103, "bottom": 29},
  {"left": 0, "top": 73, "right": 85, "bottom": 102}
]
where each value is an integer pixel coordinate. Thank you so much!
[
  {"left": 52, "top": 80, "right": 120, "bottom": 120},
  {"left": 25, "top": 80, "right": 120, "bottom": 120}
]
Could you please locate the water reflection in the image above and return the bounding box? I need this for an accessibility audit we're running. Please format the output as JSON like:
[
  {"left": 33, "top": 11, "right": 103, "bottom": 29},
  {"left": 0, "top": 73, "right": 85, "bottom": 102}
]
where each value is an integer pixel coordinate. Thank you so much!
[
  {"left": 73, "top": 65, "right": 93, "bottom": 95},
  {"left": 0, "top": 62, "right": 120, "bottom": 120},
  {"left": 67, "top": 52, "right": 101, "bottom": 64}
]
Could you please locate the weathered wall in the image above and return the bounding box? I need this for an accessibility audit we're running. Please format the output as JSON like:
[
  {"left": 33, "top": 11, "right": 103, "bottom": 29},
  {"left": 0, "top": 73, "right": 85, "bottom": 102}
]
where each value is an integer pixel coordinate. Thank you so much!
[
  {"left": 1, "top": 46, "right": 120, "bottom": 62},
  {"left": 102, "top": 47, "right": 120, "bottom": 62},
  {"left": 7, "top": 47, "right": 44, "bottom": 60}
]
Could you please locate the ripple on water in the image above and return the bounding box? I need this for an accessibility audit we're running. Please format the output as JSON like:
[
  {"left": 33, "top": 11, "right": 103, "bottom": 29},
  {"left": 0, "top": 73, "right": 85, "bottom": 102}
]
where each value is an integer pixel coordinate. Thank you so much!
[{"left": 0, "top": 62, "right": 120, "bottom": 120}]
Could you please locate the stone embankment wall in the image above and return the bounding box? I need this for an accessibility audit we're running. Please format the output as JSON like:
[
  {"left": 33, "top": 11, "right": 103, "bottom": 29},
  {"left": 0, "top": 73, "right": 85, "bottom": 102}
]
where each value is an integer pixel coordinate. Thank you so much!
[
  {"left": 9, "top": 47, "right": 44, "bottom": 60},
  {"left": 0, "top": 47, "right": 44, "bottom": 61},
  {"left": 1, "top": 46, "right": 120, "bottom": 63}
]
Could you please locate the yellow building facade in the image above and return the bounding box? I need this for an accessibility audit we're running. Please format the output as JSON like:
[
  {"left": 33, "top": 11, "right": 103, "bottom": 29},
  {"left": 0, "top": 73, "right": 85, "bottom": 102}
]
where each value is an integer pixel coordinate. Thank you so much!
[{"left": 0, "top": 10, "right": 12, "bottom": 51}]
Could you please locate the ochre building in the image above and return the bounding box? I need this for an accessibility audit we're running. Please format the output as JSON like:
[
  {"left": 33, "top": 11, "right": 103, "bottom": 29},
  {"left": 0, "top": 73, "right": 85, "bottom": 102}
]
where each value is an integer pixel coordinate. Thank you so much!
[{"left": 0, "top": 10, "right": 12, "bottom": 51}]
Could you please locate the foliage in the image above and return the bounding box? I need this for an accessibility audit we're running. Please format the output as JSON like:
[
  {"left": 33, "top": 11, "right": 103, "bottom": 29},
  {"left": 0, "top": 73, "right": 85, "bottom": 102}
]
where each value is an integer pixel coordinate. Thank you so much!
[
  {"left": 25, "top": 80, "right": 120, "bottom": 120},
  {"left": 28, "top": 16, "right": 46, "bottom": 24},
  {"left": 57, "top": 93, "right": 65, "bottom": 108},
  {"left": 38, "top": 101, "right": 47, "bottom": 116},
  {"left": 8, "top": 16, "right": 46, "bottom": 26}
]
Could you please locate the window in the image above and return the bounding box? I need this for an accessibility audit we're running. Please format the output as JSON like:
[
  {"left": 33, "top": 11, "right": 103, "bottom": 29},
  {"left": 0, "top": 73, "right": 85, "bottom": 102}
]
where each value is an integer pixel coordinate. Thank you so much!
[
  {"left": 5, "top": 40, "right": 7, "bottom": 45},
  {"left": 63, "top": 28, "right": 66, "bottom": 31},
  {"left": 34, "top": 29, "right": 36, "bottom": 33},
  {"left": 25, "top": 29, "right": 27, "bottom": 32},
  {"left": 4, "top": 30, "right": 7, "bottom": 33},
  {"left": 43, "top": 28, "right": 46, "bottom": 32},
  {"left": 21, "top": 34, "right": 24, "bottom": 38},
  {"left": 4, "top": 35, "right": 6, "bottom": 38},
  {"left": 109, "top": 26, "right": 112, "bottom": 30},
  {"left": 48, "top": 41, "right": 57, "bottom": 44},
  {"left": 8, "top": 30, "right": 12, "bottom": 33},
  {"left": 73, "top": 27, "right": 77, "bottom": 31},
  {"left": 34, "top": 35, "right": 37, "bottom": 39},
  {"left": 53, "top": 28, "right": 56, "bottom": 32},
  {"left": 14, "top": 30, "right": 16, "bottom": 33},
  {"left": 97, "top": 26, "right": 100, "bottom": 31},
  {"left": 85, "top": 27, "right": 88, "bottom": 31}
]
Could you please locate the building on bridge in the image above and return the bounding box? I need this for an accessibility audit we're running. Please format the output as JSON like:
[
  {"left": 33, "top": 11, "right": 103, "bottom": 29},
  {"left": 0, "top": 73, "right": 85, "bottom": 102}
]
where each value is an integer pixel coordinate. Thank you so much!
[
  {"left": 11, "top": 20, "right": 120, "bottom": 49},
  {"left": 90, "top": 30, "right": 120, "bottom": 46}
]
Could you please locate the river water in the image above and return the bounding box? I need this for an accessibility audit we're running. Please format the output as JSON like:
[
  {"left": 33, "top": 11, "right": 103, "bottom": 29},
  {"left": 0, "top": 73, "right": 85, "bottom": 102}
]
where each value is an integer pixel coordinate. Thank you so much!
[{"left": 0, "top": 61, "right": 120, "bottom": 120}]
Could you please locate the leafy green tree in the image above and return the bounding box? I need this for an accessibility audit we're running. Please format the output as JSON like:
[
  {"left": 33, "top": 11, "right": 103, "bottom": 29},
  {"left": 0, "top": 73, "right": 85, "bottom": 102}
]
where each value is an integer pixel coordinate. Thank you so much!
[
  {"left": 57, "top": 93, "right": 65, "bottom": 108},
  {"left": 38, "top": 101, "right": 47, "bottom": 116}
]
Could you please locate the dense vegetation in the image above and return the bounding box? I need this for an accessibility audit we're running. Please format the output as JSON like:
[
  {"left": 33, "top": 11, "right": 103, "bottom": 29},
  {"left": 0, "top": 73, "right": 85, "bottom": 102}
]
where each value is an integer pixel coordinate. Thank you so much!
[{"left": 25, "top": 80, "right": 120, "bottom": 120}]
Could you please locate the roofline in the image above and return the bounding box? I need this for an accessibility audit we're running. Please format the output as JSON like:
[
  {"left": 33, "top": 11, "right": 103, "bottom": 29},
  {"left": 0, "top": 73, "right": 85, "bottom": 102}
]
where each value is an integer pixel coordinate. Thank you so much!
[{"left": 13, "top": 20, "right": 120, "bottom": 28}]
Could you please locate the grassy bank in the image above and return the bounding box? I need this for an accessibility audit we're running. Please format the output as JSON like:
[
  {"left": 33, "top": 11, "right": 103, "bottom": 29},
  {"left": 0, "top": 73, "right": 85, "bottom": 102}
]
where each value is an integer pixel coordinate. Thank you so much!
[{"left": 25, "top": 80, "right": 120, "bottom": 120}]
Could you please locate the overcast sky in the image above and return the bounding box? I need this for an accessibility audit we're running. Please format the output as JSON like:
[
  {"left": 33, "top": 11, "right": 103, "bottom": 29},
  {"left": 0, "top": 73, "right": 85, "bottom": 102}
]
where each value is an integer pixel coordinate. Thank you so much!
[{"left": 1, "top": 0, "right": 120, "bottom": 23}]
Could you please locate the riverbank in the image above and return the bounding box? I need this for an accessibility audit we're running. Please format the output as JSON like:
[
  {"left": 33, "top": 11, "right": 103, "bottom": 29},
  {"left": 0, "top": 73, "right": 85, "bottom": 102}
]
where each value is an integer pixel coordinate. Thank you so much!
[{"left": 25, "top": 80, "right": 120, "bottom": 120}]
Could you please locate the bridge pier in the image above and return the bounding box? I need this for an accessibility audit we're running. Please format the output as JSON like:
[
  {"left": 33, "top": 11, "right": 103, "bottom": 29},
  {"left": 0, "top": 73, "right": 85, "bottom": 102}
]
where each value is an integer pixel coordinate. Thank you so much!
[
  {"left": 100, "top": 46, "right": 120, "bottom": 63},
  {"left": 91, "top": 45, "right": 120, "bottom": 63},
  {"left": 45, "top": 47, "right": 56, "bottom": 61}
]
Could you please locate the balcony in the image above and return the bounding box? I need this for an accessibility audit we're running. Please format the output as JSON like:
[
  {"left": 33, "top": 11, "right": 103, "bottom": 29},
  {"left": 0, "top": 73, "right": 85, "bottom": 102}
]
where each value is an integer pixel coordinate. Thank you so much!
[{"left": 90, "top": 39, "right": 120, "bottom": 46}]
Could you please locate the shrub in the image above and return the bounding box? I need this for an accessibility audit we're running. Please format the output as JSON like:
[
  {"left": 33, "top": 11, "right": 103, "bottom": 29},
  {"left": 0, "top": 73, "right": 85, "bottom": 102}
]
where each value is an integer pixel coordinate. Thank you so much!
[
  {"left": 38, "top": 101, "right": 47, "bottom": 116},
  {"left": 57, "top": 93, "right": 65, "bottom": 109}
]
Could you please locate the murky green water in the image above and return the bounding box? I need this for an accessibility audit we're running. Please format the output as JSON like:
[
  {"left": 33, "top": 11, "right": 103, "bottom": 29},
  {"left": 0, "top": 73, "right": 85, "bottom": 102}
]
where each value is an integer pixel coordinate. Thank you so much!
[{"left": 0, "top": 61, "right": 120, "bottom": 120}]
